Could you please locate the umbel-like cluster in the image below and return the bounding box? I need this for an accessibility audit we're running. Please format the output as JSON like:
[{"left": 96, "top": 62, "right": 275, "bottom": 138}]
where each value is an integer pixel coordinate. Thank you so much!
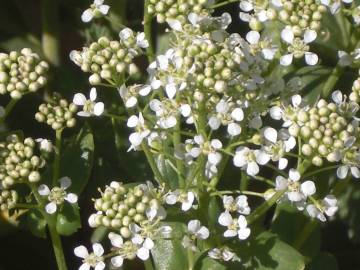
[
  {"left": 284, "top": 98, "right": 359, "bottom": 166},
  {"left": 0, "top": 135, "right": 45, "bottom": 189},
  {"left": 70, "top": 28, "right": 148, "bottom": 85},
  {"left": 147, "top": 0, "right": 210, "bottom": 23},
  {"left": 89, "top": 181, "right": 164, "bottom": 238},
  {"left": 0, "top": 48, "right": 49, "bottom": 99},
  {"left": 35, "top": 93, "right": 77, "bottom": 130},
  {"left": 0, "top": 189, "right": 18, "bottom": 210}
]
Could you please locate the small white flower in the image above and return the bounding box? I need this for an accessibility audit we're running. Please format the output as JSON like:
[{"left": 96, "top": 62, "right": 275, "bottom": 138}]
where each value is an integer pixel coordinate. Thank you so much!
[
  {"left": 73, "top": 88, "right": 104, "bottom": 117},
  {"left": 74, "top": 243, "right": 105, "bottom": 270},
  {"left": 81, "top": 0, "right": 110, "bottom": 23},
  {"left": 127, "top": 113, "right": 150, "bottom": 150},
  {"left": 321, "top": 0, "right": 353, "bottom": 14},
  {"left": 233, "top": 146, "right": 270, "bottom": 176},
  {"left": 280, "top": 28, "right": 318, "bottom": 66},
  {"left": 337, "top": 164, "right": 360, "bottom": 179},
  {"left": 136, "top": 32, "right": 149, "bottom": 48},
  {"left": 36, "top": 138, "right": 53, "bottom": 152},
  {"left": 223, "top": 195, "right": 250, "bottom": 215},
  {"left": 38, "top": 177, "right": 78, "bottom": 214},
  {"left": 306, "top": 195, "right": 338, "bottom": 222},
  {"left": 165, "top": 190, "right": 195, "bottom": 211},
  {"left": 246, "top": 31, "right": 277, "bottom": 60},
  {"left": 218, "top": 212, "right": 251, "bottom": 240},
  {"left": 208, "top": 247, "right": 236, "bottom": 262},
  {"left": 188, "top": 219, "right": 210, "bottom": 240}
]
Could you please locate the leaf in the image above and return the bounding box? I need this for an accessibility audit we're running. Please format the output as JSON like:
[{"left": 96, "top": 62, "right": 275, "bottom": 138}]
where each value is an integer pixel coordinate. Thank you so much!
[
  {"left": 56, "top": 202, "right": 81, "bottom": 236},
  {"left": 157, "top": 154, "right": 179, "bottom": 189},
  {"left": 271, "top": 203, "right": 321, "bottom": 259},
  {"left": 306, "top": 252, "right": 338, "bottom": 270},
  {"left": 59, "top": 124, "right": 94, "bottom": 194},
  {"left": 26, "top": 209, "right": 47, "bottom": 238},
  {"left": 151, "top": 222, "right": 189, "bottom": 270},
  {"left": 237, "top": 231, "right": 306, "bottom": 270}
]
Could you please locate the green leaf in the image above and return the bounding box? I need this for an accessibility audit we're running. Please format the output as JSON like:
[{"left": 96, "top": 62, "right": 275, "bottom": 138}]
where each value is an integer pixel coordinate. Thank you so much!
[
  {"left": 237, "top": 232, "right": 306, "bottom": 270},
  {"left": 306, "top": 252, "right": 338, "bottom": 270},
  {"left": 271, "top": 203, "right": 321, "bottom": 259},
  {"left": 60, "top": 124, "right": 94, "bottom": 194},
  {"left": 26, "top": 209, "right": 47, "bottom": 238},
  {"left": 56, "top": 202, "right": 81, "bottom": 236},
  {"left": 151, "top": 222, "right": 189, "bottom": 270}
]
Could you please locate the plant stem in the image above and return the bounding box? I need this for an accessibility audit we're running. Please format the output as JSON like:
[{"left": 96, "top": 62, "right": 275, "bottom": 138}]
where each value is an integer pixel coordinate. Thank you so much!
[
  {"left": 187, "top": 248, "right": 194, "bottom": 270},
  {"left": 144, "top": 258, "right": 155, "bottom": 270},
  {"left": 14, "top": 203, "right": 39, "bottom": 209},
  {"left": 41, "top": 0, "right": 60, "bottom": 66},
  {"left": 321, "top": 65, "right": 343, "bottom": 98},
  {"left": 247, "top": 190, "right": 286, "bottom": 225},
  {"left": 53, "top": 130, "right": 62, "bottom": 186},
  {"left": 141, "top": 142, "right": 166, "bottom": 184},
  {"left": 302, "top": 165, "right": 340, "bottom": 179},
  {"left": 143, "top": 0, "right": 155, "bottom": 62},
  {"left": 0, "top": 99, "right": 18, "bottom": 124},
  {"left": 210, "top": 0, "right": 240, "bottom": 8},
  {"left": 293, "top": 219, "right": 318, "bottom": 250}
]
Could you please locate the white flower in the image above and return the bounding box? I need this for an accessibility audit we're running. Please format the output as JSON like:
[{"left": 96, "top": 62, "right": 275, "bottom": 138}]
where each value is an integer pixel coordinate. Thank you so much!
[
  {"left": 218, "top": 212, "right": 251, "bottom": 240},
  {"left": 136, "top": 32, "right": 149, "bottom": 48},
  {"left": 73, "top": 88, "right": 104, "bottom": 117},
  {"left": 74, "top": 243, "right": 105, "bottom": 270},
  {"left": 208, "top": 247, "right": 236, "bottom": 262},
  {"left": 187, "top": 135, "right": 223, "bottom": 167},
  {"left": 81, "top": 0, "right": 110, "bottom": 23},
  {"left": 127, "top": 113, "right": 150, "bottom": 151},
  {"left": 131, "top": 235, "right": 155, "bottom": 261},
  {"left": 233, "top": 146, "right": 270, "bottom": 176},
  {"left": 280, "top": 28, "right": 318, "bottom": 66},
  {"left": 246, "top": 31, "right": 277, "bottom": 60},
  {"left": 337, "top": 164, "right": 360, "bottom": 179},
  {"left": 118, "top": 84, "right": 151, "bottom": 108},
  {"left": 306, "top": 195, "right": 338, "bottom": 222},
  {"left": 222, "top": 195, "right": 250, "bottom": 215},
  {"left": 275, "top": 169, "right": 316, "bottom": 202},
  {"left": 38, "top": 177, "right": 78, "bottom": 214},
  {"left": 321, "top": 0, "right": 353, "bottom": 14},
  {"left": 165, "top": 190, "right": 195, "bottom": 211},
  {"left": 188, "top": 219, "right": 210, "bottom": 240}
]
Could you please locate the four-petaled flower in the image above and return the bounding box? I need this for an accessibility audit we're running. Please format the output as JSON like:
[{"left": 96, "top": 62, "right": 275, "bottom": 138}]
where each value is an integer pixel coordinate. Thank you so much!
[
  {"left": 81, "top": 0, "right": 110, "bottom": 23},
  {"left": 73, "top": 88, "right": 104, "bottom": 117},
  {"left": 74, "top": 243, "right": 105, "bottom": 270}
]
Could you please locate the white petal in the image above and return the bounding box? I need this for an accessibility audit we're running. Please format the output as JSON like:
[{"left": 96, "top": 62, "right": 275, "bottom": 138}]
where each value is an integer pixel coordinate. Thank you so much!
[
  {"left": 126, "top": 96, "right": 138, "bottom": 108},
  {"left": 38, "top": 184, "right": 50, "bottom": 196},
  {"left": 233, "top": 153, "right": 246, "bottom": 168},
  {"left": 289, "top": 168, "right": 300, "bottom": 181},
  {"left": 224, "top": 229, "right": 238, "bottom": 237},
  {"left": 137, "top": 247, "right": 150, "bottom": 261},
  {"left": 304, "top": 30, "right": 317, "bottom": 44},
  {"left": 278, "top": 158, "right": 288, "bottom": 170},
  {"left": 246, "top": 162, "right": 259, "bottom": 176},
  {"left": 99, "top": 5, "right": 110, "bottom": 15},
  {"left": 288, "top": 191, "right": 303, "bottom": 202},
  {"left": 337, "top": 166, "right": 349, "bottom": 179},
  {"left": 351, "top": 167, "right": 360, "bottom": 178},
  {"left": 93, "top": 243, "right": 104, "bottom": 256},
  {"left": 165, "top": 193, "right": 178, "bottom": 205},
  {"left": 73, "top": 93, "right": 87, "bottom": 105},
  {"left": 305, "top": 52, "right": 318, "bottom": 65},
  {"left": 166, "top": 19, "right": 182, "bottom": 31},
  {"left": 301, "top": 181, "right": 316, "bottom": 196},
  {"left": 77, "top": 111, "right": 91, "bottom": 117},
  {"left": 74, "top": 245, "right": 89, "bottom": 259},
  {"left": 94, "top": 102, "right": 104, "bottom": 116},
  {"left": 211, "top": 139, "right": 222, "bottom": 149},
  {"left": 332, "top": 90, "right": 343, "bottom": 104},
  {"left": 89, "top": 87, "right": 97, "bottom": 101},
  {"left": 238, "top": 215, "right": 248, "bottom": 228},
  {"left": 129, "top": 132, "right": 143, "bottom": 146},
  {"left": 127, "top": 115, "right": 139, "bottom": 128},
  {"left": 292, "top": 95, "right": 302, "bottom": 107},
  {"left": 79, "top": 263, "right": 90, "bottom": 270},
  {"left": 188, "top": 219, "right": 201, "bottom": 233},
  {"left": 139, "top": 85, "right": 152, "bottom": 96},
  {"left": 239, "top": 1, "right": 253, "bottom": 11},
  {"left": 280, "top": 54, "right": 294, "bottom": 66},
  {"left": 81, "top": 9, "right": 93, "bottom": 23},
  {"left": 281, "top": 28, "right": 294, "bottom": 44},
  {"left": 231, "top": 108, "right": 244, "bottom": 121},
  {"left": 246, "top": 31, "right": 260, "bottom": 45},
  {"left": 111, "top": 256, "right": 124, "bottom": 267},
  {"left": 275, "top": 176, "right": 288, "bottom": 190},
  {"left": 165, "top": 83, "right": 177, "bottom": 99},
  {"left": 180, "top": 104, "right": 191, "bottom": 117},
  {"left": 218, "top": 212, "right": 233, "bottom": 226},
  {"left": 264, "top": 127, "right": 277, "bottom": 143},
  {"left": 262, "top": 48, "right": 276, "bottom": 60},
  {"left": 238, "top": 227, "right": 251, "bottom": 240},
  {"left": 45, "top": 202, "right": 57, "bottom": 214},
  {"left": 255, "top": 151, "right": 270, "bottom": 165},
  {"left": 95, "top": 262, "right": 105, "bottom": 270},
  {"left": 197, "top": 226, "right": 210, "bottom": 239},
  {"left": 143, "top": 238, "right": 155, "bottom": 249},
  {"left": 65, "top": 193, "right": 78, "bottom": 203},
  {"left": 60, "top": 176, "right": 72, "bottom": 189},
  {"left": 209, "top": 117, "right": 221, "bottom": 130},
  {"left": 228, "top": 123, "right": 242, "bottom": 136},
  {"left": 270, "top": 107, "right": 282, "bottom": 120}
]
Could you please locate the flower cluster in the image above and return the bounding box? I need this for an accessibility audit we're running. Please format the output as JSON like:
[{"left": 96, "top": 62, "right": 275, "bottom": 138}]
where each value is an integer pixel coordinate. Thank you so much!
[
  {"left": 147, "top": 0, "right": 210, "bottom": 23},
  {"left": 0, "top": 135, "right": 45, "bottom": 188},
  {"left": 70, "top": 29, "right": 148, "bottom": 86},
  {"left": 89, "top": 181, "right": 165, "bottom": 238},
  {"left": 0, "top": 48, "right": 49, "bottom": 99},
  {"left": 35, "top": 93, "right": 77, "bottom": 130},
  {"left": 81, "top": 0, "right": 110, "bottom": 23},
  {"left": 0, "top": 188, "right": 18, "bottom": 210}
]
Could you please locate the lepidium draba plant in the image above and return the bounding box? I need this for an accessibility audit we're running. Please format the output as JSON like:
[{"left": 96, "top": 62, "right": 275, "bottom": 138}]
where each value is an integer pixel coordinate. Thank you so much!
[{"left": 1, "top": 0, "right": 360, "bottom": 269}]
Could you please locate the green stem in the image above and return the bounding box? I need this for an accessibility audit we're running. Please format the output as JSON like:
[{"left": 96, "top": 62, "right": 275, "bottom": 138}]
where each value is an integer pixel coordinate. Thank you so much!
[
  {"left": 14, "top": 203, "right": 39, "bottom": 209},
  {"left": 210, "top": 0, "right": 240, "bottom": 8},
  {"left": 187, "top": 248, "right": 194, "bottom": 270},
  {"left": 141, "top": 142, "right": 166, "bottom": 184},
  {"left": 321, "top": 65, "right": 343, "bottom": 98},
  {"left": 0, "top": 99, "right": 18, "bottom": 123},
  {"left": 247, "top": 190, "right": 286, "bottom": 225},
  {"left": 41, "top": 0, "right": 60, "bottom": 66},
  {"left": 302, "top": 165, "right": 340, "bottom": 179},
  {"left": 293, "top": 219, "right": 318, "bottom": 250},
  {"left": 240, "top": 172, "right": 249, "bottom": 191},
  {"left": 143, "top": 0, "right": 155, "bottom": 62},
  {"left": 53, "top": 130, "right": 62, "bottom": 186},
  {"left": 144, "top": 258, "right": 155, "bottom": 270}
]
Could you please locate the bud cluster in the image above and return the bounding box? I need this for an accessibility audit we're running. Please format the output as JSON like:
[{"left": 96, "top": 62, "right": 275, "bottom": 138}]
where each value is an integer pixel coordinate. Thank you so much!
[
  {"left": 35, "top": 93, "right": 77, "bottom": 130},
  {"left": 147, "top": 0, "right": 209, "bottom": 23},
  {"left": 286, "top": 99, "right": 359, "bottom": 166},
  {"left": 70, "top": 29, "right": 147, "bottom": 85},
  {"left": 0, "top": 189, "right": 18, "bottom": 210},
  {"left": 0, "top": 48, "right": 49, "bottom": 99},
  {"left": 90, "top": 182, "right": 164, "bottom": 238},
  {"left": 277, "top": 0, "right": 326, "bottom": 36},
  {"left": 0, "top": 135, "right": 45, "bottom": 188}
]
